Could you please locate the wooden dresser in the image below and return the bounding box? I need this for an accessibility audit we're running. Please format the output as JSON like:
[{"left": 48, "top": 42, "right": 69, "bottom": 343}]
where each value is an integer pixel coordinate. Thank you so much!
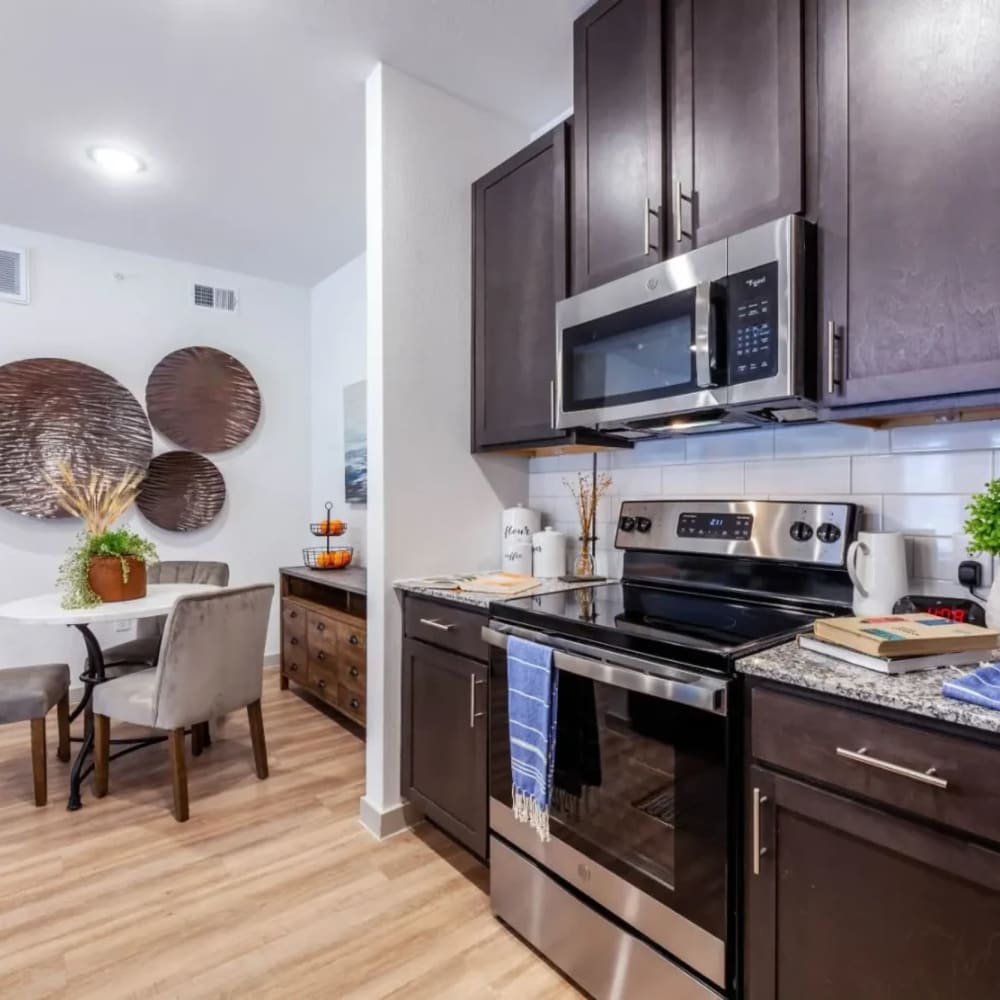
[{"left": 279, "top": 566, "right": 366, "bottom": 727}]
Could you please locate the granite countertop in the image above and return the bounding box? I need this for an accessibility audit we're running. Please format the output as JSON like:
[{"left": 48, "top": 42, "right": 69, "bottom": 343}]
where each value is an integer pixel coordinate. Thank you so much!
[
  {"left": 738, "top": 641, "right": 1000, "bottom": 736},
  {"left": 281, "top": 565, "right": 367, "bottom": 596},
  {"left": 394, "top": 575, "right": 608, "bottom": 610}
]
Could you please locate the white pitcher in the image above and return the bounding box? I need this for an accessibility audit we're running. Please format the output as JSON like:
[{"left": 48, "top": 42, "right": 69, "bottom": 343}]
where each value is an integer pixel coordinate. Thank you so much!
[{"left": 846, "top": 531, "right": 908, "bottom": 616}]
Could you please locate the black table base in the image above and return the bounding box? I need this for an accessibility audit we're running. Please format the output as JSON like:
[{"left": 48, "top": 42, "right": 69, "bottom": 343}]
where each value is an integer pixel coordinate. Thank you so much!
[{"left": 66, "top": 623, "right": 170, "bottom": 811}]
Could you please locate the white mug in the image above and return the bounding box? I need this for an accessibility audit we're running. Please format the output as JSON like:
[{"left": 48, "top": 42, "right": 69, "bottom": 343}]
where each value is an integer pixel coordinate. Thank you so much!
[{"left": 846, "top": 531, "right": 908, "bottom": 616}]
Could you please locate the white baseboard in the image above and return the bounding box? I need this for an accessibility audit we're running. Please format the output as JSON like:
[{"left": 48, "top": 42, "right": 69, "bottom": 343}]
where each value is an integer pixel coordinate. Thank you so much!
[{"left": 359, "top": 795, "right": 422, "bottom": 840}]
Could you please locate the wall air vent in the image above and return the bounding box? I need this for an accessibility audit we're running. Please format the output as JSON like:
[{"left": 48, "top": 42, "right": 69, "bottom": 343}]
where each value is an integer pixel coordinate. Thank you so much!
[
  {"left": 0, "top": 247, "right": 29, "bottom": 304},
  {"left": 193, "top": 283, "right": 238, "bottom": 312}
]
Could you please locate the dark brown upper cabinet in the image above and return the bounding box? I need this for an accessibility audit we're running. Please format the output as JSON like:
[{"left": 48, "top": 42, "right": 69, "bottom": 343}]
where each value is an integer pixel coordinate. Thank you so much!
[
  {"left": 472, "top": 124, "right": 570, "bottom": 451},
  {"left": 572, "top": 0, "right": 665, "bottom": 292},
  {"left": 817, "top": 0, "right": 1000, "bottom": 408},
  {"left": 669, "top": 0, "right": 803, "bottom": 253}
]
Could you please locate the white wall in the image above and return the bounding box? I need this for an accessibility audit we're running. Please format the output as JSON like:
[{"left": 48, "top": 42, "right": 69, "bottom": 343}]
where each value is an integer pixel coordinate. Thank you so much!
[
  {"left": 0, "top": 224, "right": 311, "bottom": 677},
  {"left": 363, "top": 63, "right": 531, "bottom": 833},
  {"left": 529, "top": 421, "right": 1000, "bottom": 596},
  {"left": 309, "top": 253, "right": 367, "bottom": 565}
]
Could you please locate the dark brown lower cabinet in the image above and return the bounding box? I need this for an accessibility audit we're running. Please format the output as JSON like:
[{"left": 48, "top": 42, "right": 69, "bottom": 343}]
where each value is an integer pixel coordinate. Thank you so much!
[
  {"left": 746, "top": 765, "right": 1000, "bottom": 999},
  {"left": 401, "top": 637, "right": 488, "bottom": 861}
]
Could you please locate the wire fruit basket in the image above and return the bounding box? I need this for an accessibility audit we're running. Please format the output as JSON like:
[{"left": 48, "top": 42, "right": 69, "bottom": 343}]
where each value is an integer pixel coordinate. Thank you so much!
[{"left": 304, "top": 501, "right": 353, "bottom": 570}]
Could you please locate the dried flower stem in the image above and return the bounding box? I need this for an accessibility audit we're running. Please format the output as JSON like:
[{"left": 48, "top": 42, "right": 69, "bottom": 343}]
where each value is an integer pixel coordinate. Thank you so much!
[
  {"left": 563, "top": 471, "right": 613, "bottom": 549},
  {"left": 44, "top": 462, "right": 145, "bottom": 536}
]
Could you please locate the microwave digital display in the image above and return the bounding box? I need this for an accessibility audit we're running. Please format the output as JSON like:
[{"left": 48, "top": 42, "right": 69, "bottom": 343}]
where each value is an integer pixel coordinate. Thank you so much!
[
  {"left": 677, "top": 512, "right": 753, "bottom": 540},
  {"left": 728, "top": 261, "right": 779, "bottom": 385}
]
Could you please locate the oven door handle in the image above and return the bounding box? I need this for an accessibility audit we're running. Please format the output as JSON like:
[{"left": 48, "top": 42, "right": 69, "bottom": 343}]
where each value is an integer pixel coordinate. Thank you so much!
[{"left": 482, "top": 626, "right": 727, "bottom": 715}]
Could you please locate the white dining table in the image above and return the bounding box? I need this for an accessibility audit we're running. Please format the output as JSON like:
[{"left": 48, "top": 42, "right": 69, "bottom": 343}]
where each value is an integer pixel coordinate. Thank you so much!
[{"left": 0, "top": 583, "right": 220, "bottom": 810}]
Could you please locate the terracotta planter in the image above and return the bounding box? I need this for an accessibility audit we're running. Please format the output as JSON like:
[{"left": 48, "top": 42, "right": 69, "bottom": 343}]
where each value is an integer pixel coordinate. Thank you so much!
[{"left": 88, "top": 556, "right": 147, "bottom": 603}]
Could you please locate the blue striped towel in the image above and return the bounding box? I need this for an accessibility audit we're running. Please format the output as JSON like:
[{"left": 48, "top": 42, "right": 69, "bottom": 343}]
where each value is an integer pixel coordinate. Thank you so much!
[
  {"left": 943, "top": 663, "right": 1000, "bottom": 711},
  {"left": 507, "top": 635, "right": 559, "bottom": 842}
]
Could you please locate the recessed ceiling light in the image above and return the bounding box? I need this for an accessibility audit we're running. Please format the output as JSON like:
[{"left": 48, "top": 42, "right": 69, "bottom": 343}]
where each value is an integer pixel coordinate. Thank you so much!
[{"left": 86, "top": 146, "right": 146, "bottom": 177}]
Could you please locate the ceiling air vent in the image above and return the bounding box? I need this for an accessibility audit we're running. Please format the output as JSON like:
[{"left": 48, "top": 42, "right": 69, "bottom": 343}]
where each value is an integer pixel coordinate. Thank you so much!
[
  {"left": 0, "top": 248, "right": 29, "bottom": 305},
  {"left": 193, "top": 283, "right": 238, "bottom": 312}
]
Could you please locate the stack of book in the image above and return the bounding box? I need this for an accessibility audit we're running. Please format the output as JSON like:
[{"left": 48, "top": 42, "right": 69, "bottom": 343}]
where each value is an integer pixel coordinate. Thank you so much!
[{"left": 800, "top": 613, "right": 1000, "bottom": 675}]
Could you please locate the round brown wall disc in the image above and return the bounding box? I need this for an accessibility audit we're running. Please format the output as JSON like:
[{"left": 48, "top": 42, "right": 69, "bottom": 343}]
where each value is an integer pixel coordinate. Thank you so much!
[{"left": 136, "top": 451, "right": 226, "bottom": 532}]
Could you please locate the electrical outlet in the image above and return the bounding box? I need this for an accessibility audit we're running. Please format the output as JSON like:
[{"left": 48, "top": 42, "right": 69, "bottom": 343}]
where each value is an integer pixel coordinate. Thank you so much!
[{"left": 114, "top": 620, "right": 131, "bottom": 633}]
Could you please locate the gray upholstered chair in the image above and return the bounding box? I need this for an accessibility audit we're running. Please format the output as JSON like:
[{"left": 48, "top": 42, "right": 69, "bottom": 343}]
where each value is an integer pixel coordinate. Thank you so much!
[
  {"left": 102, "top": 560, "right": 230, "bottom": 675},
  {"left": 0, "top": 664, "right": 71, "bottom": 806},
  {"left": 92, "top": 584, "right": 274, "bottom": 822}
]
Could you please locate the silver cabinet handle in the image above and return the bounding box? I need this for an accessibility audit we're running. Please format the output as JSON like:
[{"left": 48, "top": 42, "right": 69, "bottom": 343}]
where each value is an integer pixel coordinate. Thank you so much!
[
  {"left": 643, "top": 198, "right": 659, "bottom": 255},
  {"left": 482, "top": 625, "right": 727, "bottom": 715},
  {"left": 672, "top": 180, "right": 692, "bottom": 244},
  {"left": 420, "top": 618, "right": 455, "bottom": 632},
  {"left": 469, "top": 674, "right": 486, "bottom": 728},
  {"left": 550, "top": 379, "right": 556, "bottom": 428},
  {"left": 752, "top": 787, "right": 768, "bottom": 876},
  {"left": 827, "top": 321, "right": 844, "bottom": 396},
  {"left": 836, "top": 746, "right": 948, "bottom": 789}
]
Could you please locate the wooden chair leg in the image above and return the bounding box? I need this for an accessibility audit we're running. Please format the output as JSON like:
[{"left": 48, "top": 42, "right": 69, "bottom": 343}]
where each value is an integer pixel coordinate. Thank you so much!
[
  {"left": 191, "top": 722, "right": 204, "bottom": 757},
  {"left": 56, "top": 692, "right": 70, "bottom": 763},
  {"left": 94, "top": 714, "right": 110, "bottom": 798},
  {"left": 247, "top": 700, "right": 269, "bottom": 780},
  {"left": 168, "top": 728, "right": 189, "bottom": 822},
  {"left": 30, "top": 717, "right": 46, "bottom": 807}
]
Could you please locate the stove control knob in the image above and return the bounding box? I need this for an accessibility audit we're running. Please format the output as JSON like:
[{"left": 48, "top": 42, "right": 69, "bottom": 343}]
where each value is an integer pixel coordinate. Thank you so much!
[
  {"left": 789, "top": 521, "right": 814, "bottom": 543},
  {"left": 619, "top": 516, "right": 637, "bottom": 532},
  {"left": 817, "top": 522, "right": 842, "bottom": 544},
  {"left": 635, "top": 517, "right": 653, "bottom": 533}
]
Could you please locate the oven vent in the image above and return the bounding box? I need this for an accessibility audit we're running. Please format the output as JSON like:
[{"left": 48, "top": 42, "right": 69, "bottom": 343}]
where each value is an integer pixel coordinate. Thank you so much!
[
  {"left": 0, "top": 247, "right": 29, "bottom": 304},
  {"left": 193, "top": 283, "right": 238, "bottom": 312}
]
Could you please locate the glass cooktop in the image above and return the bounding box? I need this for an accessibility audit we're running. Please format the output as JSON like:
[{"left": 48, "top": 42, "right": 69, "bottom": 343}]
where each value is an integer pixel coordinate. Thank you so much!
[{"left": 492, "top": 582, "right": 832, "bottom": 673}]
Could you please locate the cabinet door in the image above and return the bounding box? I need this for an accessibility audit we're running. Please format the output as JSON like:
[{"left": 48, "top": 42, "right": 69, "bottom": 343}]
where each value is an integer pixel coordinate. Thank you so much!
[
  {"left": 670, "top": 0, "right": 802, "bottom": 252},
  {"left": 818, "top": 0, "right": 1000, "bottom": 407},
  {"left": 401, "top": 638, "right": 488, "bottom": 859},
  {"left": 472, "top": 125, "right": 569, "bottom": 450},
  {"left": 572, "top": 0, "right": 664, "bottom": 291},
  {"left": 746, "top": 766, "right": 1000, "bottom": 1000}
]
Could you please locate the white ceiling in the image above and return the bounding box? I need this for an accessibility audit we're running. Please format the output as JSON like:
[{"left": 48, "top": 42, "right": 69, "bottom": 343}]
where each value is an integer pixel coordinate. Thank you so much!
[{"left": 0, "top": 0, "right": 586, "bottom": 286}]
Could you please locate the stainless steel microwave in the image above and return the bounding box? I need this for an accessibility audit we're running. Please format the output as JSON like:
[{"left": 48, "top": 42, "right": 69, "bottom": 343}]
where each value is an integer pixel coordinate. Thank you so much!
[{"left": 555, "top": 215, "right": 816, "bottom": 433}]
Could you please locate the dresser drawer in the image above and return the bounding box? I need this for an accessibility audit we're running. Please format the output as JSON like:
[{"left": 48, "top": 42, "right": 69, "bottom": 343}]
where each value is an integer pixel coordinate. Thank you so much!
[
  {"left": 282, "top": 600, "right": 307, "bottom": 641},
  {"left": 282, "top": 636, "right": 307, "bottom": 683},
  {"left": 751, "top": 685, "right": 1000, "bottom": 845},
  {"left": 306, "top": 610, "right": 338, "bottom": 658},
  {"left": 308, "top": 658, "right": 339, "bottom": 699},
  {"left": 404, "top": 596, "right": 487, "bottom": 662},
  {"left": 338, "top": 685, "right": 365, "bottom": 724},
  {"left": 339, "top": 657, "right": 365, "bottom": 695},
  {"left": 337, "top": 620, "right": 366, "bottom": 654}
]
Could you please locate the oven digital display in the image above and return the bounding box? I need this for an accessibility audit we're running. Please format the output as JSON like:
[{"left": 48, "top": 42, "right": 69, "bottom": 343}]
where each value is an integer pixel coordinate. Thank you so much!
[{"left": 677, "top": 512, "right": 753, "bottom": 540}]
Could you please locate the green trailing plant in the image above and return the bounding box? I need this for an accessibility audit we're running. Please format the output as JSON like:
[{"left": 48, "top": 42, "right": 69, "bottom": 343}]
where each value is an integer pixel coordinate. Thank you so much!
[
  {"left": 964, "top": 480, "right": 1000, "bottom": 558},
  {"left": 57, "top": 528, "right": 159, "bottom": 609}
]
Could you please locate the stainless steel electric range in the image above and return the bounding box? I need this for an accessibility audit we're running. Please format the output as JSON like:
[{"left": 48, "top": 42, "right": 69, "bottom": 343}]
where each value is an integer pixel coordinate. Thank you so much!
[{"left": 483, "top": 499, "right": 859, "bottom": 1000}]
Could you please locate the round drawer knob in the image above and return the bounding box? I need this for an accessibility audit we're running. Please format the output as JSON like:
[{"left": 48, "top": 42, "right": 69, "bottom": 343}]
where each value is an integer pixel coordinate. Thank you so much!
[
  {"left": 316, "top": 622, "right": 326, "bottom": 632},
  {"left": 289, "top": 610, "right": 298, "bottom": 619},
  {"left": 317, "top": 651, "right": 326, "bottom": 661},
  {"left": 350, "top": 666, "right": 359, "bottom": 678},
  {"left": 318, "top": 679, "right": 326, "bottom": 689},
  {"left": 349, "top": 635, "right": 360, "bottom": 646},
  {"left": 290, "top": 663, "right": 298, "bottom": 672},
  {"left": 350, "top": 698, "right": 360, "bottom": 710},
  {"left": 290, "top": 637, "right": 299, "bottom": 646}
]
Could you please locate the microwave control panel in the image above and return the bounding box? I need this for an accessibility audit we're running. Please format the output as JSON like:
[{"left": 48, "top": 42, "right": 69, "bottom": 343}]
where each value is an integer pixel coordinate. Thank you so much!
[{"left": 728, "top": 261, "right": 779, "bottom": 384}]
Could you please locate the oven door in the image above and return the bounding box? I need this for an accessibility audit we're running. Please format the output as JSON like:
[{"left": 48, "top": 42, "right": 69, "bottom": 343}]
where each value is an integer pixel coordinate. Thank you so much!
[
  {"left": 483, "top": 623, "right": 731, "bottom": 991},
  {"left": 555, "top": 239, "right": 729, "bottom": 430}
]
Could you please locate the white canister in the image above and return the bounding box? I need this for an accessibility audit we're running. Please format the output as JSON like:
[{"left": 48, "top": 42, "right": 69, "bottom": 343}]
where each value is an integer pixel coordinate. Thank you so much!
[
  {"left": 502, "top": 504, "right": 541, "bottom": 565},
  {"left": 502, "top": 540, "right": 534, "bottom": 574},
  {"left": 532, "top": 527, "right": 567, "bottom": 579}
]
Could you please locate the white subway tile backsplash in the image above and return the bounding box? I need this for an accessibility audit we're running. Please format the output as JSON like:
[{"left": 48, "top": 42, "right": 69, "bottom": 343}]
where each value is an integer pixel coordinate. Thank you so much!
[
  {"left": 684, "top": 428, "right": 774, "bottom": 463},
  {"left": 773, "top": 422, "right": 889, "bottom": 458},
  {"left": 616, "top": 438, "right": 686, "bottom": 467},
  {"left": 661, "top": 462, "right": 744, "bottom": 496},
  {"left": 882, "top": 494, "right": 972, "bottom": 535},
  {"left": 852, "top": 452, "right": 992, "bottom": 495},
  {"left": 610, "top": 466, "right": 663, "bottom": 498},
  {"left": 890, "top": 419, "right": 1000, "bottom": 453},
  {"left": 745, "top": 457, "right": 851, "bottom": 496},
  {"left": 908, "top": 533, "right": 991, "bottom": 587}
]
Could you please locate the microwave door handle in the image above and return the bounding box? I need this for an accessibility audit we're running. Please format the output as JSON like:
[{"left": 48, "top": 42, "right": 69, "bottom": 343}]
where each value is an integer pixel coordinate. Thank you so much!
[
  {"left": 694, "top": 281, "right": 716, "bottom": 389},
  {"left": 481, "top": 626, "right": 727, "bottom": 715}
]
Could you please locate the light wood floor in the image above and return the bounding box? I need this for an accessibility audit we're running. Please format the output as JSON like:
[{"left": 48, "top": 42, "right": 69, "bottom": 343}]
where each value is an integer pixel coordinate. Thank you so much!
[{"left": 0, "top": 673, "right": 579, "bottom": 999}]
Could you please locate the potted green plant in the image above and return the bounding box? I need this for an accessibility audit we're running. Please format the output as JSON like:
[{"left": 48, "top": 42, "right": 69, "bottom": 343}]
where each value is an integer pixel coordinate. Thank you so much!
[
  {"left": 48, "top": 463, "right": 158, "bottom": 608},
  {"left": 964, "top": 479, "right": 1000, "bottom": 628}
]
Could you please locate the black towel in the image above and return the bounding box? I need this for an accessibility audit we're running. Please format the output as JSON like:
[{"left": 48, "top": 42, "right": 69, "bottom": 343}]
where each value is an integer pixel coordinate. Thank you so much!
[{"left": 553, "top": 672, "right": 603, "bottom": 816}]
